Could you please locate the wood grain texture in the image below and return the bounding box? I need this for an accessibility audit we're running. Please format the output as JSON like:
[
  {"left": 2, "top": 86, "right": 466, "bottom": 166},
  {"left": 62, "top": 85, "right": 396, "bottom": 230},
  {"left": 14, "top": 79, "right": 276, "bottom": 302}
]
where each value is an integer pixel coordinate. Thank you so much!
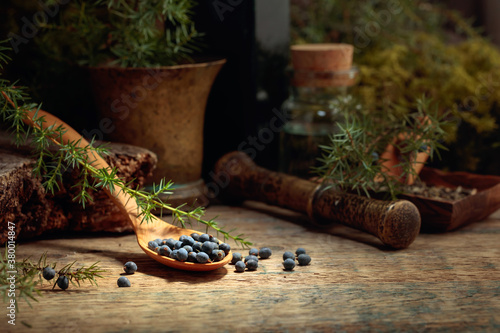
[{"left": 3, "top": 203, "right": 499, "bottom": 333}]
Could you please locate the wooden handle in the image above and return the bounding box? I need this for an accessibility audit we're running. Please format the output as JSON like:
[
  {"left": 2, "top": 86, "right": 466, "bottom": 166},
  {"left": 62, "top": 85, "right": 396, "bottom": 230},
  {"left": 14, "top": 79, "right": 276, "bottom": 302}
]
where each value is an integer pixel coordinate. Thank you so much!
[{"left": 214, "top": 151, "right": 421, "bottom": 249}]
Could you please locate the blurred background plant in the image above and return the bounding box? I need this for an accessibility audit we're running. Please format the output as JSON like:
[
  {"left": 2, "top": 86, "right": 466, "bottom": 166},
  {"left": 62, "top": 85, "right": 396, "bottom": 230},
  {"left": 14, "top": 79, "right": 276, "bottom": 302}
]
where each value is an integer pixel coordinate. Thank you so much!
[
  {"left": 314, "top": 97, "right": 448, "bottom": 199},
  {"left": 291, "top": 0, "right": 500, "bottom": 175},
  {"left": 35, "top": 0, "right": 201, "bottom": 67},
  {"left": 0, "top": 0, "right": 202, "bottom": 133}
]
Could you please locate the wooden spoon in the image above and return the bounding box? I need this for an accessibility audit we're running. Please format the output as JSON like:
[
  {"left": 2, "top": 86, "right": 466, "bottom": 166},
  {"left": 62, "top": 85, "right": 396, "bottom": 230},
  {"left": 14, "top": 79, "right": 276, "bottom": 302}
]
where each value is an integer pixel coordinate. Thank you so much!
[{"left": 13, "top": 103, "right": 232, "bottom": 271}]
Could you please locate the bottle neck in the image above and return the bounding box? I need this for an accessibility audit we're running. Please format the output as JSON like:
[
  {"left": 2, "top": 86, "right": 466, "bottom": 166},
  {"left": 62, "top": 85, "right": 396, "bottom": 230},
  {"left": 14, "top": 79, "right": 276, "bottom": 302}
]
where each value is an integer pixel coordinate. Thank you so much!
[{"left": 290, "top": 85, "right": 350, "bottom": 104}]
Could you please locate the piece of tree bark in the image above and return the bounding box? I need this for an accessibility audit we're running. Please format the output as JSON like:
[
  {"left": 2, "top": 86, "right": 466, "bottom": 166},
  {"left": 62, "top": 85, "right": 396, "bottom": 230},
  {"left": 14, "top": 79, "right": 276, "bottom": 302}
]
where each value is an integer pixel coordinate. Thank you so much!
[{"left": 0, "top": 142, "right": 157, "bottom": 244}]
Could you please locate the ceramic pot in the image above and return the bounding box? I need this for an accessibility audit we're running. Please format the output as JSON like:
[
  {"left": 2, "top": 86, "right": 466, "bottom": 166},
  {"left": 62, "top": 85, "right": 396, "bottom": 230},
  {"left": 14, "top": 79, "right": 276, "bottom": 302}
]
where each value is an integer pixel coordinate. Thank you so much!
[{"left": 88, "top": 59, "right": 225, "bottom": 204}]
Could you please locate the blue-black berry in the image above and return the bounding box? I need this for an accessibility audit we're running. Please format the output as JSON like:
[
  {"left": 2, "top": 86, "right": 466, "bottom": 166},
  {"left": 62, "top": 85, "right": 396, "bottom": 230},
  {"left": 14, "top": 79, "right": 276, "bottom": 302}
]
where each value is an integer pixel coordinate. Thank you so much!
[
  {"left": 188, "top": 252, "right": 198, "bottom": 263},
  {"left": 258, "top": 247, "right": 272, "bottom": 259},
  {"left": 295, "top": 248, "right": 306, "bottom": 256},
  {"left": 123, "top": 261, "right": 137, "bottom": 274},
  {"left": 283, "top": 251, "right": 295, "bottom": 261},
  {"left": 235, "top": 261, "right": 246, "bottom": 272},
  {"left": 148, "top": 240, "right": 158, "bottom": 251},
  {"left": 117, "top": 276, "right": 131, "bottom": 287},
  {"left": 245, "top": 255, "right": 259, "bottom": 263},
  {"left": 165, "top": 238, "right": 177, "bottom": 249},
  {"left": 190, "top": 233, "right": 200, "bottom": 241},
  {"left": 170, "top": 249, "right": 179, "bottom": 260},
  {"left": 297, "top": 254, "right": 311, "bottom": 266},
  {"left": 196, "top": 252, "right": 210, "bottom": 263},
  {"left": 193, "top": 241, "right": 203, "bottom": 252},
  {"left": 159, "top": 245, "right": 172, "bottom": 257},
  {"left": 174, "top": 241, "right": 184, "bottom": 249},
  {"left": 209, "top": 235, "right": 220, "bottom": 244},
  {"left": 249, "top": 248, "right": 259, "bottom": 256},
  {"left": 246, "top": 259, "right": 258, "bottom": 271},
  {"left": 176, "top": 248, "right": 189, "bottom": 262},
  {"left": 199, "top": 234, "right": 210, "bottom": 243},
  {"left": 202, "top": 241, "right": 216, "bottom": 255},
  {"left": 183, "top": 245, "right": 193, "bottom": 253},
  {"left": 231, "top": 252, "right": 242, "bottom": 264},
  {"left": 283, "top": 258, "right": 296, "bottom": 271},
  {"left": 56, "top": 275, "right": 69, "bottom": 290},
  {"left": 219, "top": 243, "right": 231, "bottom": 255},
  {"left": 42, "top": 266, "right": 56, "bottom": 280},
  {"left": 181, "top": 235, "right": 195, "bottom": 246},
  {"left": 211, "top": 250, "right": 225, "bottom": 262}
]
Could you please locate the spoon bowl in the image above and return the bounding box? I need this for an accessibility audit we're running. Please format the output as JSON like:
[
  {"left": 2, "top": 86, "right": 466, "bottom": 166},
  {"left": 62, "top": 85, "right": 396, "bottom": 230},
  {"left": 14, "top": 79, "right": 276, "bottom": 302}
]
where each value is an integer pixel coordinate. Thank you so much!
[
  {"left": 135, "top": 218, "right": 232, "bottom": 271},
  {"left": 21, "top": 107, "right": 232, "bottom": 271}
]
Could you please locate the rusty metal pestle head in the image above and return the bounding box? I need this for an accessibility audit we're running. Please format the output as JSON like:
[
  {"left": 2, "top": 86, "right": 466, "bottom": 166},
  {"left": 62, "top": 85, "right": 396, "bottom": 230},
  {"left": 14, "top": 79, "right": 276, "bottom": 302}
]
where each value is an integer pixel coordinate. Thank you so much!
[{"left": 377, "top": 200, "right": 421, "bottom": 249}]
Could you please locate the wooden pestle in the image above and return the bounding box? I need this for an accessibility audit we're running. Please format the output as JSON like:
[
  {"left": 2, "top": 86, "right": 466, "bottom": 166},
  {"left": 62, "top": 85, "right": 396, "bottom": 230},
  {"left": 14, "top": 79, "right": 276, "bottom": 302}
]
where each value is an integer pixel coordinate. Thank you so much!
[{"left": 214, "top": 151, "right": 421, "bottom": 249}]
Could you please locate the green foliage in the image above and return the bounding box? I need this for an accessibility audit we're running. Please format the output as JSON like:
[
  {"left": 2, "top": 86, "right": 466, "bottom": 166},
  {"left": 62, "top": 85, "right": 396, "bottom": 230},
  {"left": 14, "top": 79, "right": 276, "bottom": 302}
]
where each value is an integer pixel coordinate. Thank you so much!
[
  {"left": 291, "top": 0, "right": 500, "bottom": 174},
  {"left": 315, "top": 98, "right": 448, "bottom": 199},
  {"left": 0, "top": 249, "right": 104, "bottom": 310},
  {"left": 36, "top": 0, "right": 202, "bottom": 67}
]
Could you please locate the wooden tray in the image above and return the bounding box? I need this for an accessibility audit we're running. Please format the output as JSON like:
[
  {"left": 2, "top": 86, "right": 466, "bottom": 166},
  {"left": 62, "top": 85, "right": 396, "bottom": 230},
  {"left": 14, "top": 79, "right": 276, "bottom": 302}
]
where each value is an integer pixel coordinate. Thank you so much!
[{"left": 400, "top": 167, "right": 500, "bottom": 232}]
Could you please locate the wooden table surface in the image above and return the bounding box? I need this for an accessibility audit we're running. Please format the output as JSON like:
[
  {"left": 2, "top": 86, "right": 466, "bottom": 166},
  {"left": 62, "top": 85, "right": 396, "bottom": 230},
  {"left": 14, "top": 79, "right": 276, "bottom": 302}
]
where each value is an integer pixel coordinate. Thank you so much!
[{"left": 3, "top": 201, "right": 500, "bottom": 333}]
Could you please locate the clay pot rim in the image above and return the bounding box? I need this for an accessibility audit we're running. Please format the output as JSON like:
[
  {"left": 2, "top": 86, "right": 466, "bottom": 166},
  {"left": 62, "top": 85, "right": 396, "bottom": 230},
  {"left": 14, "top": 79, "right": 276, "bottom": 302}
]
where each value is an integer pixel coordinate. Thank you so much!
[
  {"left": 292, "top": 66, "right": 359, "bottom": 76},
  {"left": 290, "top": 43, "right": 354, "bottom": 51},
  {"left": 87, "top": 58, "right": 226, "bottom": 71}
]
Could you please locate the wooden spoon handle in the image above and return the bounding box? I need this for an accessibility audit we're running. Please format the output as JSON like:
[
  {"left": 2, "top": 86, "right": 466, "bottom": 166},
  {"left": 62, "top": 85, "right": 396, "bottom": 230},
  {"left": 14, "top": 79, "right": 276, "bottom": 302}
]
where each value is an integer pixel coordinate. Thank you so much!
[{"left": 214, "top": 151, "right": 421, "bottom": 249}]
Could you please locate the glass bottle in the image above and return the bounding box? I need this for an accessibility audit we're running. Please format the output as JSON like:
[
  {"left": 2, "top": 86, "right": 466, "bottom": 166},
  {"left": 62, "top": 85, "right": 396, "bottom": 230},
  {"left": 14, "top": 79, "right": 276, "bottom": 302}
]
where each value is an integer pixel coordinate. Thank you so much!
[{"left": 279, "top": 44, "right": 358, "bottom": 179}]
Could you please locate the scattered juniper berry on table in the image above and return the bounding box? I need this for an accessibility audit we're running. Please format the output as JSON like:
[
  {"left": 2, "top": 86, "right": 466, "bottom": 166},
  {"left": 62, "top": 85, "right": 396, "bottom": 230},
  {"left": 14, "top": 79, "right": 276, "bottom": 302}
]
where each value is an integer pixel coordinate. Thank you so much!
[
  {"left": 249, "top": 248, "right": 259, "bottom": 256},
  {"left": 283, "top": 251, "right": 295, "bottom": 261},
  {"left": 297, "top": 254, "right": 311, "bottom": 266},
  {"left": 258, "top": 247, "right": 272, "bottom": 259},
  {"left": 295, "top": 248, "right": 307, "bottom": 256},
  {"left": 123, "top": 261, "right": 138, "bottom": 274},
  {"left": 56, "top": 275, "right": 69, "bottom": 290},
  {"left": 42, "top": 266, "right": 56, "bottom": 280},
  {"left": 246, "top": 259, "right": 258, "bottom": 271},
  {"left": 231, "top": 252, "right": 242, "bottom": 264},
  {"left": 283, "top": 258, "right": 296, "bottom": 271},
  {"left": 235, "top": 261, "right": 246, "bottom": 272},
  {"left": 117, "top": 276, "right": 131, "bottom": 287},
  {"left": 245, "top": 255, "right": 259, "bottom": 263}
]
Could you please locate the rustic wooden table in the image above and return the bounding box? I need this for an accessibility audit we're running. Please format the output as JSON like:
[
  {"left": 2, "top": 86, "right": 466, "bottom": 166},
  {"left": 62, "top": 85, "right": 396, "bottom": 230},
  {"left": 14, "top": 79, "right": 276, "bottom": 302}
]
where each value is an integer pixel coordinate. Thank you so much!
[{"left": 4, "top": 201, "right": 500, "bottom": 332}]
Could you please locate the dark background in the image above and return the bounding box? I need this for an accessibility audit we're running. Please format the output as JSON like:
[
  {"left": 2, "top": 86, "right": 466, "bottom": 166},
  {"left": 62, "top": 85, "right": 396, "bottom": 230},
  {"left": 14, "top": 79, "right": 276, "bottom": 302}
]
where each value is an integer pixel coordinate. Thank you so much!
[{"left": 0, "top": 0, "right": 498, "bottom": 180}]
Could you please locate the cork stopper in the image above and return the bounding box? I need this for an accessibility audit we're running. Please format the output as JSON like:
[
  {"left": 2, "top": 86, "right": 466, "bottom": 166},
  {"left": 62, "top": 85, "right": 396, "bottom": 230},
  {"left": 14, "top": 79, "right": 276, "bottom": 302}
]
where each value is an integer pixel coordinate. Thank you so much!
[{"left": 290, "top": 43, "right": 357, "bottom": 87}]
